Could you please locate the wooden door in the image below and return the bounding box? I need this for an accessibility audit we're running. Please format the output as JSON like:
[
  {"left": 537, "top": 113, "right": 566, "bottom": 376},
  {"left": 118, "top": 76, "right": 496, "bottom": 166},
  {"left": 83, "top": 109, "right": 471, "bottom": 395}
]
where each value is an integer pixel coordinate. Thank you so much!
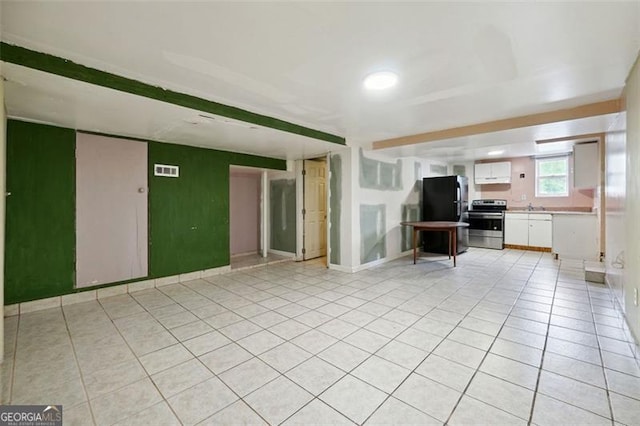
[
  {"left": 303, "top": 160, "right": 327, "bottom": 260},
  {"left": 76, "top": 133, "right": 148, "bottom": 287}
]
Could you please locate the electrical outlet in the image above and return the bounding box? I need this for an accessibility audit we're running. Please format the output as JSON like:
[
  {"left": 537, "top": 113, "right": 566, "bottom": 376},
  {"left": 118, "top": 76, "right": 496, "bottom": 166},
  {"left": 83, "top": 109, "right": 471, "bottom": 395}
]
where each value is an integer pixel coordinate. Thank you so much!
[
  {"left": 634, "top": 288, "right": 638, "bottom": 306},
  {"left": 521, "top": 194, "right": 526, "bottom": 201}
]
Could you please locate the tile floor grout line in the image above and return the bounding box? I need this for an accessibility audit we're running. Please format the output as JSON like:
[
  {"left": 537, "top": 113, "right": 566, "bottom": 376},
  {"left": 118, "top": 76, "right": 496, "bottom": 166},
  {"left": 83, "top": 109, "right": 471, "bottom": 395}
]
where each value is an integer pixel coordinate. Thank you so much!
[
  {"left": 526, "top": 255, "right": 561, "bottom": 426},
  {"left": 585, "top": 278, "right": 617, "bottom": 424},
  {"left": 442, "top": 250, "right": 544, "bottom": 425},
  {"left": 124, "top": 284, "right": 277, "bottom": 424},
  {"left": 6, "top": 309, "right": 20, "bottom": 405},
  {"left": 279, "top": 256, "right": 522, "bottom": 425},
  {"left": 59, "top": 304, "right": 100, "bottom": 426},
  {"left": 101, "top": 290, "right": 226, "bottom": 423},
  {"left": 97, "top": 292, "right": 190, "bottom": 425},
  {"left": 369, "top": 250, "right": 546, "bottom": 423},
  {"left": 7, "top": 249, "right": 638, "bottom": 425},
  {"left": 181, "top": 265, "right": 411, "bottom": 425}
]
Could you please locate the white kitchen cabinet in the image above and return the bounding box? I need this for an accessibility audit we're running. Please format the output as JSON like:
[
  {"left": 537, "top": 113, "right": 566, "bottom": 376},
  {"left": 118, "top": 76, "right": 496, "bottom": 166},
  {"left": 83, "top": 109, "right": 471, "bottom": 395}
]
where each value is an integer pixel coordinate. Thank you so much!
[
  {"left": 505, "top": 213, "right": 529, "bottom": 245},
  {"left": 474, "top": 161, "right": 511, "bottom": 184},
  {"left": 552, "top": 214, "right": 599, "bottom": 260},
  {"left": 474, "top": 163, "right": 492, "bottom": 180},
  {"left": 574, "top": 142, "right": 599, "bottom": 189},
  {"left": 504, "top": 213, "right": 552, "bottom": 248},
  {"left": 528, "top": 214, "right": 553, "bottom": 248}
]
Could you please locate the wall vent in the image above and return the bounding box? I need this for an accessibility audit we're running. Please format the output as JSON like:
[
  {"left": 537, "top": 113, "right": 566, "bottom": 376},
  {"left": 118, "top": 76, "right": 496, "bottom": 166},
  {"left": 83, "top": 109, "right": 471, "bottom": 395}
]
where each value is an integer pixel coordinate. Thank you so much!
[{"left": 154, "top": 164, "right": 179, "bottom": 178}]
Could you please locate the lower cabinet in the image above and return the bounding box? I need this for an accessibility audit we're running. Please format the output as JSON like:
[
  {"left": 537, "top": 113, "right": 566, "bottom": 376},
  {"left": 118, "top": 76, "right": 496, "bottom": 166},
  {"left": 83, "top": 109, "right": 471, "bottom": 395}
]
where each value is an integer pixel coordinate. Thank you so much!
[
  {"left": 504, "top": 213, "right": 552, "bottom": 248},
  {"left": 552, "top": 214, "right": 599, "bottom": 260},
  {"left": 528, "top": 216, "right": 553, "bottom": 248},
  {"left": 504, "top": 214, "right": 529, "bottom": 246}
]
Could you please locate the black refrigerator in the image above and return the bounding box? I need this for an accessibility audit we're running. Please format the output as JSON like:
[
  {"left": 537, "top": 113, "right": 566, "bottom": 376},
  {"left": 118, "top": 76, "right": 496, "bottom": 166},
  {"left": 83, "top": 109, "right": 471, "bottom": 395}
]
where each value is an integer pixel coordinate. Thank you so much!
[{"left": 422, "top": 175, "right": 469, "bottom": 255}]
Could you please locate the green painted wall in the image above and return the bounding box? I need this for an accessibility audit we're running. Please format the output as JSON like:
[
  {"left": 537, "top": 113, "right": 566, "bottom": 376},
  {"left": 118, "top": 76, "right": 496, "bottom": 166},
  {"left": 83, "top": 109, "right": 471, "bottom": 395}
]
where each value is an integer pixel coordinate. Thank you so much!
[
  {"left": 148, "top": 143, "right": 230, "bottom": 277},
  {"left": 4, "top": 120, "right": 286, "bottom": 304},
  {"left": 269, "top": 179, "right": 296, "bottom": 253},
  {"left": 5, "top": 121, "right": 76, "bottom": 303}
]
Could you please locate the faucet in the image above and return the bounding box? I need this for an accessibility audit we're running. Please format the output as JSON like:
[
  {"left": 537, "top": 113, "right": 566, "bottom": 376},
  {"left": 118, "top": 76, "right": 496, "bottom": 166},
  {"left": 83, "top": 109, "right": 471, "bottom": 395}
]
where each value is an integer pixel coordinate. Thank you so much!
[{"left": 526, "top": 203, "right": 545, "bottom": 211}]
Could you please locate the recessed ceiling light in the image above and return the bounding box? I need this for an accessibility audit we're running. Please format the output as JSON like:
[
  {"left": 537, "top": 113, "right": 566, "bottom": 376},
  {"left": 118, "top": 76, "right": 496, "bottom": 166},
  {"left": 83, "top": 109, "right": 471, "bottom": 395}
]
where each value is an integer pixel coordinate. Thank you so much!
[
  {"left": 488, "top": 150, "right": 505, "bottom": 156},
  {"left": 364, "top": 71, "right": 398, "bottom": 90}
]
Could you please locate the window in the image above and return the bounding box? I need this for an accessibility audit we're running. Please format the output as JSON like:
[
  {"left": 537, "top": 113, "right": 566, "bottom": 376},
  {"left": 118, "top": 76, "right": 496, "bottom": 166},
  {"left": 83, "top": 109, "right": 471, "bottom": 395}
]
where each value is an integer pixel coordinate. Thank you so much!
[{"left": 536, "top": 156, "right": 569, "bottom": 197}]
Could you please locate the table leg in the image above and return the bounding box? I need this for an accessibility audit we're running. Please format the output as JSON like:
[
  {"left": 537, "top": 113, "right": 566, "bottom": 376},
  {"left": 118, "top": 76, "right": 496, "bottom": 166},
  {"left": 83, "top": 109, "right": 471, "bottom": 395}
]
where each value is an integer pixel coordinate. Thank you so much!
[
  {"left": 413, "top": 228, "right": 417, "bottom": 265},
  {"left": 448, "top": 230, "right": 452, "bottom": 259},
  {"left": 453, "top": 227, "right": 458, "bottom": 267}
]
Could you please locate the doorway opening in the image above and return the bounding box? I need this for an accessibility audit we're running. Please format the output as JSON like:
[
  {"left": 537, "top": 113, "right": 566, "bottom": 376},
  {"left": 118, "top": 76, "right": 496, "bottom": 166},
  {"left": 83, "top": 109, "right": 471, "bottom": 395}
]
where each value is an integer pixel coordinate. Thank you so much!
[
  {"left": 302, "top": 157, "right": 327, "bottom": 265},
  {"left": 229, "top": 166, "right": 294, "bottom": 270},
  {"left": 229, "top": 167, "right": 262, "bottom": 269}
]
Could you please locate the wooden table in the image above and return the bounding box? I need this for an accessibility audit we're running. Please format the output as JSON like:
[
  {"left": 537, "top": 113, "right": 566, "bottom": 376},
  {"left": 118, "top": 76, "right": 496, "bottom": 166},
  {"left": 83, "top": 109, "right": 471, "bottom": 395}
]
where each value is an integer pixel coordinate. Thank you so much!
[{"left": 401, "top": 221, "right": 470, "bottom": 267}]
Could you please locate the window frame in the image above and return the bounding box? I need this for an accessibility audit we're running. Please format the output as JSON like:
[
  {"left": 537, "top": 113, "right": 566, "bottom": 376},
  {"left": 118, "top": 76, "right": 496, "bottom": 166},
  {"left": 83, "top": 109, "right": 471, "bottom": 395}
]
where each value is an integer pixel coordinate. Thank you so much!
[{"left": 535, "top": 155, "right": 569, "bottom": 197}]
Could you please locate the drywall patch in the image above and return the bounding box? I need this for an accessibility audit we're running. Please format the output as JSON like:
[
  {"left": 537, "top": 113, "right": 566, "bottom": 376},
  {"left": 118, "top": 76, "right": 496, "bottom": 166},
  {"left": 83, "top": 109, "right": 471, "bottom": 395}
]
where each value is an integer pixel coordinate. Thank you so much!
[
  {"left": 453, "top": 164, "right": 467, "bottom": 176},
  {"left": 329, "top": 154, "right": 342, "bottom": 265},
  {"left": 401, "top": 204, "right": 421, "bottom": 252},
  {"left": 414, "top": 161, "right": 422, "bottom": 193},
  {"left": 430, "top": 164, "right": 448, "bottom": 176},
  {"left": 359, "top": 148, "right": 402, "bottom": 190},
  {"left": 270, "top": 179, "right": 296, "bottom": 253},
  {"left": 360, "top": 204, "right": 386, "bottom": 264}
]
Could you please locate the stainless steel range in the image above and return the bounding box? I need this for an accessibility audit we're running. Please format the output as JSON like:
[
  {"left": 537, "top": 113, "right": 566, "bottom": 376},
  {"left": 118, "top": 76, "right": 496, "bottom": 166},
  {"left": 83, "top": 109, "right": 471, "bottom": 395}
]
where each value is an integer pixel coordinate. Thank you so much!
[{"left": 468, "top": 199, "right": 507, "bottom": 249}]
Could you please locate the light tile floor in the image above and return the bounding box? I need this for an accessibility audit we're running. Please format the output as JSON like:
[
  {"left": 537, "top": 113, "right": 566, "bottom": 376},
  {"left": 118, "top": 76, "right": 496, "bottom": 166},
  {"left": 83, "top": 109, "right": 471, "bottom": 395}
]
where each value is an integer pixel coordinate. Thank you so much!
[{"left": 2, "top": 248, "right": 640, "bottom": 425}]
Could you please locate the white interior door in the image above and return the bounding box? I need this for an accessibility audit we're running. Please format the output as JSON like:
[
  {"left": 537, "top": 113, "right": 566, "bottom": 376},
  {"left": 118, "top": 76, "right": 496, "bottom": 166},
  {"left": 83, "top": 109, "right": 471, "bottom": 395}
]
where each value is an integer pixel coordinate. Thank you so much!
[
  {"left": 303, "top": 159, "right": 327, "bottom": 260},
  {"left": 76, "top": 133, "right": 148, "bottom": 288}
]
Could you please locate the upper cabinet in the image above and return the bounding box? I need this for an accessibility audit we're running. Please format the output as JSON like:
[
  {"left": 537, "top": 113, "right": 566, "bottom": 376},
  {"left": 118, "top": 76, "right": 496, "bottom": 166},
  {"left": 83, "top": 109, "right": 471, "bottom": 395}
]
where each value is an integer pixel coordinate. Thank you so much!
[
  {"left": 474, "top": 161, "right": 511, "bottom": 184},
  {"left": 573, "top": 142, "right": 598, "bottom": 189}
]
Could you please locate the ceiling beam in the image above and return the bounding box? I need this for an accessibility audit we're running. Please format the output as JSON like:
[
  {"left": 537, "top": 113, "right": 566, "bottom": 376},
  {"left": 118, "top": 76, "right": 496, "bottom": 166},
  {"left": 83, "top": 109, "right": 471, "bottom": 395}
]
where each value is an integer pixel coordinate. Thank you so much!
[
  {"left": 0, "top": 42, "right": 346, "bottom": 146},
  {"left": 372, "top": 99, "right": 622, "bottom": 150},
  {"left": 535, "top": 132, "right": 603, "bottom": 144}
]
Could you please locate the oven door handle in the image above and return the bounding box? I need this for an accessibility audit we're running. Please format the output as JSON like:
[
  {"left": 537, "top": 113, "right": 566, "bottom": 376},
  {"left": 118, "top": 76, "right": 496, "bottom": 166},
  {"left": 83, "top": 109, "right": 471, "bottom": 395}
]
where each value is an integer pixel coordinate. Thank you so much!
[{"left": 469, "top": 212, "right": 505, "bottom": 218}]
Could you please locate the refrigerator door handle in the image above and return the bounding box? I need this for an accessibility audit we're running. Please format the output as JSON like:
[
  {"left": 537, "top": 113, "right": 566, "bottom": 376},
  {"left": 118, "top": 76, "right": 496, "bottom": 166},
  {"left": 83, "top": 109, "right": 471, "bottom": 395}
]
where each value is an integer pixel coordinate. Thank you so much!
[{"left": 456, "top": 183, "right": 462, "bottom": 220}]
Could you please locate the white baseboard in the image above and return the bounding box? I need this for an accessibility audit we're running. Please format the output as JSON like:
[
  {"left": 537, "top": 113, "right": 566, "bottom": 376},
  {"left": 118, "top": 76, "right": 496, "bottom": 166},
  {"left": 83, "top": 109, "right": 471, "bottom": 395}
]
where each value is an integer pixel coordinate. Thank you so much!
[
  {"left": 328, "top": 263, "right": 355, "bottom": 273},
  {"left": 604, "top": 275, "right": 640, "bottom": 364},
  {"left": 4, "top": 264, "right": 233, "bottom": 317},
  {"left": 202, "top": 265, "right": 231, "bottom": 277},
  {"left": 329, "top": 250, "right": 414, "bottom": 274},
  {"left": 268, "top": 249, "right": 296, "bottom": 258}
]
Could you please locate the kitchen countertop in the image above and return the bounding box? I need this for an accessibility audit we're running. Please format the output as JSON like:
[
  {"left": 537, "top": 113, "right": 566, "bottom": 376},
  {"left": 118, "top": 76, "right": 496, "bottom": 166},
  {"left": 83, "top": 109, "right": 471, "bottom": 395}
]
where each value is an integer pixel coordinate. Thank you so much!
[{"left": 506, "top": 210, "right": 596, "bottom": 216}]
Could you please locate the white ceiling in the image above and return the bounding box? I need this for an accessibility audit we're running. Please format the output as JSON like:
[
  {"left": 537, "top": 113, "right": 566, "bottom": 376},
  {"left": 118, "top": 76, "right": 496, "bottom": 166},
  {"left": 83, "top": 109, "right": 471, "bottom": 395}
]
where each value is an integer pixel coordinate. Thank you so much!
[
  {"left": 1, "top": 1, "right": 639, "bottom": 161},
  {"left": 1, "top": 63, "right": 337, "bottom": 160},
  {"left": 378, "top": 113, "right": 620, "bottom": 162}
]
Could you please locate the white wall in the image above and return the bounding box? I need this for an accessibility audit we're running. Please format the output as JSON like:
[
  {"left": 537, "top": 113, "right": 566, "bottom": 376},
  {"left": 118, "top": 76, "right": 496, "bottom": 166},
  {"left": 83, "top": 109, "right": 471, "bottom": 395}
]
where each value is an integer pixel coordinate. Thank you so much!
[
  {"left": 346, "top": 148, "right": 449, "bottom": 270},
  {"left": 622, "top": 56, "right": 640, "bottom": 346},
  {"left": 605, "top": 115, "right": 626, "bottom": 307}
]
